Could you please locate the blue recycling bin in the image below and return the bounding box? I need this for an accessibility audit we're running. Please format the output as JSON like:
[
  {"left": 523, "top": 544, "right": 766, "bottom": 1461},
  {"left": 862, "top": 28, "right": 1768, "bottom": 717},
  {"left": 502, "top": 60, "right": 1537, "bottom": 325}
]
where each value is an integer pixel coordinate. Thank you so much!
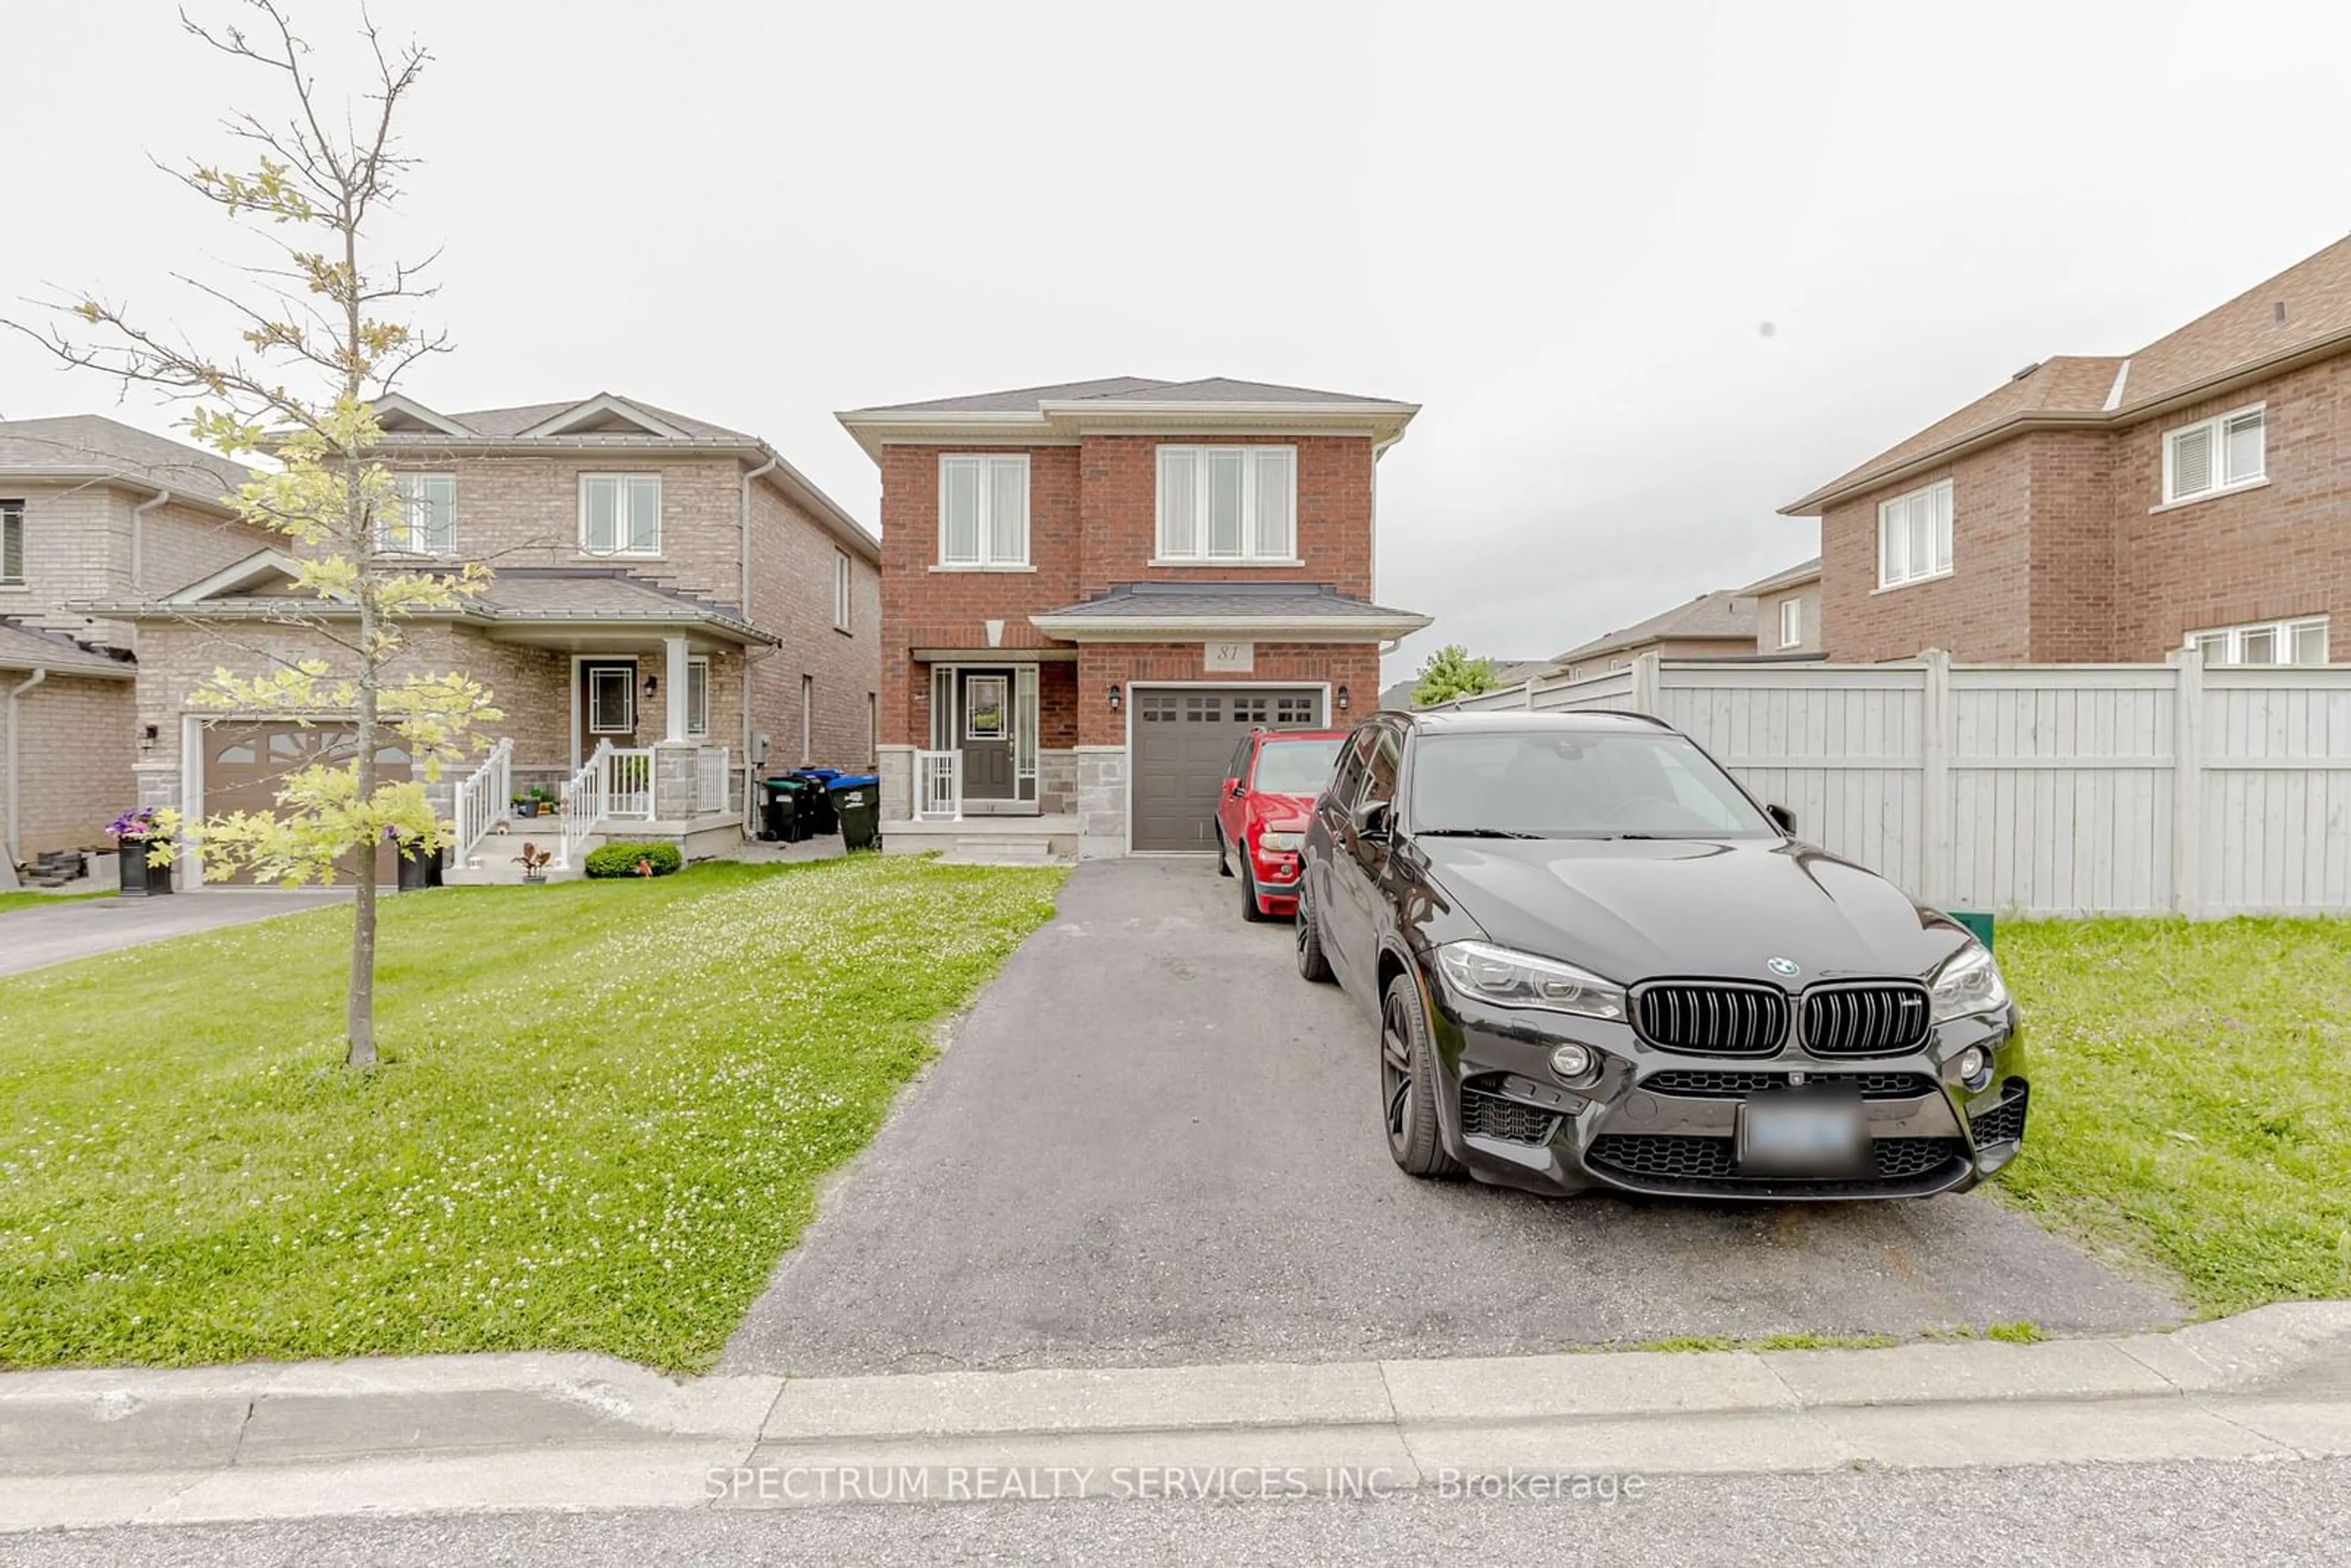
[{"left": 827, "top": 774, "right": 882, "bottom": 852}]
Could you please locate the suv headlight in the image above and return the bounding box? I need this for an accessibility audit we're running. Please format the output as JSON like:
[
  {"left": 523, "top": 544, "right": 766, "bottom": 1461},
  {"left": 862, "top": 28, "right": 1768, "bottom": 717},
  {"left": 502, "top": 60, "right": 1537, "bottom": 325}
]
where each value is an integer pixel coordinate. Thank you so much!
[
  {"left": 1929, "top": 942, "right": 2009, "bottom": 1022},
  {"left": 1256, "top": 831, "right": 1303, "bottom": 853},
  {"left": 1434, "top": 940, "right": 1626, "bottom": 1022}
]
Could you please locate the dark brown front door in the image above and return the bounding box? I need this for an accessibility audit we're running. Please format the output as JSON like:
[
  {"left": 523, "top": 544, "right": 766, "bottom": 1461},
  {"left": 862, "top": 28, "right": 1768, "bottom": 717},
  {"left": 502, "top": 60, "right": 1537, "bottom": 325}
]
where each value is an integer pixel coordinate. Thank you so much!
[
  {"left": 203, "top": 721, "right": 413, "bottom": 885},
  {"left": 958, "top": 669, "right": 1016, "bottom": 800}
]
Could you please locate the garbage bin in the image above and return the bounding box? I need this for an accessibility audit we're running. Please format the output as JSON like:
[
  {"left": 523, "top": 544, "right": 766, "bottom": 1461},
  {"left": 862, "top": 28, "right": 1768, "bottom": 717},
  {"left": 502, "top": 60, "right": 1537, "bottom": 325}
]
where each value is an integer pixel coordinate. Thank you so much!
[
  {"left": 827, "top": 774, "right": 882, "bottom": 852},
  {"left": 396, "top": 840, "right": 443, "bottom": 891},
  {"left": 1950, "top": 910, "right": 1995, "bottom": 951},
  {"left": 790, "top": 768, "right": 843, "bottom": 836},
  {"left": 759, "top": 777, "right": 811, "bottom": 843}
]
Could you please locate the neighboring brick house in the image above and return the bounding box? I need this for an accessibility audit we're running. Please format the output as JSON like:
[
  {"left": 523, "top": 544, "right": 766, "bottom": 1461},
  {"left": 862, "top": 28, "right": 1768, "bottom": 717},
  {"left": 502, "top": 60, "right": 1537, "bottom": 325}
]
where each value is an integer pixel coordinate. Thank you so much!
[
  {"left": 1782, "top": 236, "right": 2351, "bottom": 665},
  {"left": 837, "top": 377, "right": 1430, "bottom": 857},
  {"left": 75, "top": 392, "right": 879, "bottom": 882},
  {"left": 1, "top": 416, "right": 274, "bottom": 863},
  {"left": 1543, "top": 589, "right": 1758, "bottom": 682},
  {"left": 1736, "top": 556, "right": 1822, "bottom": 656}
]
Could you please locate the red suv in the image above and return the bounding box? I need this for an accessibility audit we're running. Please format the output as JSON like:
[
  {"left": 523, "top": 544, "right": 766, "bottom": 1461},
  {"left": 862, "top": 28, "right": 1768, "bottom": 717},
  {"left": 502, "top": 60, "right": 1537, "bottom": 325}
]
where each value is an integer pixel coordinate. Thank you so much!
[{"left": 1216, "top": 728, "right": 1352, "bottom": 921}]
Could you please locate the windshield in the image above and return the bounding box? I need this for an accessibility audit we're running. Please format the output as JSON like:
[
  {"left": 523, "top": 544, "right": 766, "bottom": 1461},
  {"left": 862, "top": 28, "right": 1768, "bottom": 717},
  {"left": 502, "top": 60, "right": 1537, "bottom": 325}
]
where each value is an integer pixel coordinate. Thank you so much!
[
  {"left": 1250, "top": 737, "right": 1346, "bottom": 796},
  {"left": 1408, "top": 730, "right": 1776, "bottom": 838}
]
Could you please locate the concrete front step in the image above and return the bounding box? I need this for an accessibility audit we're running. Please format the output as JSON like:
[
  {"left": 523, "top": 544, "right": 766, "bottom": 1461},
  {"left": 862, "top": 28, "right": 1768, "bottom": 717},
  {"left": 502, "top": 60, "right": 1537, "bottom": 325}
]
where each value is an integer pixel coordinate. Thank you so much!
[{"left": 879, "top": 814, "right": 1079, "bottom": 866}]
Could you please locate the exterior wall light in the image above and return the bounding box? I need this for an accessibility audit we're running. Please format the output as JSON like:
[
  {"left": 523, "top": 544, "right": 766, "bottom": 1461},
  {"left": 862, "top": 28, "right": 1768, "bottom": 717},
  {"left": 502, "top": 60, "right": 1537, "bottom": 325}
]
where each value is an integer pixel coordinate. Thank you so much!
[
  {"left": 1337, "top": 685, "right": 1351, "bottom": 713},
  {"left": 1107, "top": 683, "right": 1123, "bottom": 713}
]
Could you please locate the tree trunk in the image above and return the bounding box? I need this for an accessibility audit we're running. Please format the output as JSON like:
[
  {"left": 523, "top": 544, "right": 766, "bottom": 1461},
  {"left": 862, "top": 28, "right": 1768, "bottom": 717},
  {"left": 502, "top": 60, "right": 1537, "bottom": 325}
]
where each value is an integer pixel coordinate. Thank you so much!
[{"left": 342, "top": 211, "right": 378, "bottom": 1073}]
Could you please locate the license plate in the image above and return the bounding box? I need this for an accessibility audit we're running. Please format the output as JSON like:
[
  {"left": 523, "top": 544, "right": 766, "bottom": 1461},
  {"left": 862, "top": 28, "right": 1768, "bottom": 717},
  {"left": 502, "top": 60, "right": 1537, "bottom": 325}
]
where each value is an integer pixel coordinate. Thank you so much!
[{"left": 1738, "top": 1090, "right": 1869, "bottom": 1177}]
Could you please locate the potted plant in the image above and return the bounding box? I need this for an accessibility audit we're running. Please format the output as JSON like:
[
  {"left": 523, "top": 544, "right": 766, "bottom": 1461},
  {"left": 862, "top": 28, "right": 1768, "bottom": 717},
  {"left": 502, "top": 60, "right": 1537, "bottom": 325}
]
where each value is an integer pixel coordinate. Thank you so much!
[
  {"left": 512, "top": 793, "right": 538, "bottom": 820},
  {"left": 531, "top": 786, "right": 558, "bottom": 816},
  {"left": 512, "top": 841, "right": 552, "bottom": 883},
  {"left": 392, "top": 829, "right": 442, "bottom": 892},
  {"left": 105, "top": 808, "right": 172, "bottom": 898}
]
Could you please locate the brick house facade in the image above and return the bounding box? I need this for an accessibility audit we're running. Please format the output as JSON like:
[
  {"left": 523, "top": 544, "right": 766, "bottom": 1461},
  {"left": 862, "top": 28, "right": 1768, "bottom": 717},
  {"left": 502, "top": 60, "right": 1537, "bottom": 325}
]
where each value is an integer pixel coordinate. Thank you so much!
[
  {"left": 70, "top": 394, "right": 877, "bottom": 882},
  {"left": 1785, "top": 238, "right": 2351, "bottom": 666},
  {"left": 840, "top": 378, "right": 1429, "bottom": 857},
  {"left": 2, "top": 416, "right": 275, "bottom": 862}
]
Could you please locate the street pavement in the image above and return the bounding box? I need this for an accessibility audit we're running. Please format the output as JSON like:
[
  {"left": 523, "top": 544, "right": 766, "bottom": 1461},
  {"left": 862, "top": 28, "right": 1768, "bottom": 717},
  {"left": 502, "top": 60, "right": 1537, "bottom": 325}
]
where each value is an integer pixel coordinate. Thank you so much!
[
  {"left": 0, "top": 890, "right": 348, "bottom": 977},
  {"left": 8, "top": 1457, "right": 2346, "bottom": 1566},
  {"left": 722, "top": 858, "right": 2178, "bottom": 1376}
]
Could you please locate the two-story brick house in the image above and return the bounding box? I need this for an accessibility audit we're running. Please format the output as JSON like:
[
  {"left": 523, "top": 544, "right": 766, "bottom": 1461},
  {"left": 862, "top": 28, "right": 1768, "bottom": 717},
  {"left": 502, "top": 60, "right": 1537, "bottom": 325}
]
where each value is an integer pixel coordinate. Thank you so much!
[
  {"left": 2, "top": 416, "right": 274, "bottom": 865},
  {"left": 838, "top": 378, "right": 1431, "bottom": 858},
  {"left": 74, "top": 393, "right": 879, "bottom": 882},
  {"left": 1782, "top": 236, "right": 2351, "bottom": 666}
]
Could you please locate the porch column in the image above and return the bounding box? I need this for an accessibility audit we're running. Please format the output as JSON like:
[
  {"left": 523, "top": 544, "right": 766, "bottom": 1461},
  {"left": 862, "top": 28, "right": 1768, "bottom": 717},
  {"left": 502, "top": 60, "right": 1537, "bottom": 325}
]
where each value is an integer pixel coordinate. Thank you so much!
[{"left": 662, "top": 634, "right": 691, "bottom": 743}]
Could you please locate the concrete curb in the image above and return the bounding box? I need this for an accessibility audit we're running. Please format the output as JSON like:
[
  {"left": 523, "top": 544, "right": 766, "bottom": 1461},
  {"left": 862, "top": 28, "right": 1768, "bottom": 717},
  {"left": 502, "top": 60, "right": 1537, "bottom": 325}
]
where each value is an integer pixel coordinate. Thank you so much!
[{"left": 4, "top": 1302, "right": 2347, "bottom": 1530}]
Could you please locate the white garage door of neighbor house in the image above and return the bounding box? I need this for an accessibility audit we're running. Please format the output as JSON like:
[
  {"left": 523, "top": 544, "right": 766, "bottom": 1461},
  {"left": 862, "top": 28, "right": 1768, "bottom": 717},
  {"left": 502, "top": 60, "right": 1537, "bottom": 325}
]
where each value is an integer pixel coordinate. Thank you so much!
[{"left": 1130, "top": 686, "right": 1324, "bottom": 853}]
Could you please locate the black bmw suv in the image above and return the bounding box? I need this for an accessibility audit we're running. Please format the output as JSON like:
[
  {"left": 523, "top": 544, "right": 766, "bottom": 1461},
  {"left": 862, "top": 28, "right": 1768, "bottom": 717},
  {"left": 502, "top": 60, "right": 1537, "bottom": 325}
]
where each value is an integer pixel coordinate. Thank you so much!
[{"left": 1294, "top": 710, "right": 2028, "bottom": 1200}]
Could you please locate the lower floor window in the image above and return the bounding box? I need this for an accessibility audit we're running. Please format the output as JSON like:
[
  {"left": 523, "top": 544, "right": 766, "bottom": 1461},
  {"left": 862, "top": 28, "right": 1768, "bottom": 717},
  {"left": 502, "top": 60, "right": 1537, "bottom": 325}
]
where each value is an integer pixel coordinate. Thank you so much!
[{"left": 2188, "top": 616, "right": 2329, "bottom": 667}]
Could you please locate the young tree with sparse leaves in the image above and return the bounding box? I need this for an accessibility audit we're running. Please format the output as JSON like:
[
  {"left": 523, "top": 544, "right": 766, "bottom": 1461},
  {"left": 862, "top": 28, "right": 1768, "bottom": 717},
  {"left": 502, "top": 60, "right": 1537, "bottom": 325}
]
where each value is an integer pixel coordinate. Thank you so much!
[
  {"left": 6, "top": 2, "right": 495, "bottom": 1068},
  {"left": 1411, "top": 643, "right": 1501, "bottom": 707}
]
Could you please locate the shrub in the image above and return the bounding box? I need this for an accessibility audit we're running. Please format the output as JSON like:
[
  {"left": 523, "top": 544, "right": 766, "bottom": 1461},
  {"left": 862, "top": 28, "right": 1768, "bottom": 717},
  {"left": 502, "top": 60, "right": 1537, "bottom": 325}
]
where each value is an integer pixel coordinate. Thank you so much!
[{"left": 584, "top": 842, "right": 684, "bottom": 879}]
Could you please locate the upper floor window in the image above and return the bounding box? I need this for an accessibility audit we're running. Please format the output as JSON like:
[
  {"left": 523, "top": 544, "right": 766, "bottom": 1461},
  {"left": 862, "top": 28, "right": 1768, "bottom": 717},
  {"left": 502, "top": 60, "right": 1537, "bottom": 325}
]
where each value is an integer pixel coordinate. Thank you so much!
[
  {"left": 1878, "top": 478, "right": 1952, "bottom": 589},
  {"left": 939, "top": 455, "right": 1028, "bottom": 568},
  {"left": 382, "top": 474, "right": 456, "bottom": 555},
  {"left": 1156, "top": 446, "right": 1296, "bottom": 563},
  {"left": 834, "top": 549, "right": 853, "bottom": 629},
  {"left": 1, "top": 500, "right": 23, "bottom": 584},
  {"left": 2188, "top": 615, "right": 2327, "bottom": 667},
  {"left": 580, "top": 475, "right": 661, "bottom": 556},
  {"left": 2163, "top": 403, "right": 2265, "bottom": 505},
  {"left": 1778, "top": 598, "right": 1802, "bottom": 648}
]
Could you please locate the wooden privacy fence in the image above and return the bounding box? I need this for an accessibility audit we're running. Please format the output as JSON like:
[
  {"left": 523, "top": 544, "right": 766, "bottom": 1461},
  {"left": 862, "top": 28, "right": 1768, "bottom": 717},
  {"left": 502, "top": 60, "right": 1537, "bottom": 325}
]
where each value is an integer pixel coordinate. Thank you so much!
[{"left": 1432, "top": 650, "right": 2351, "bottom": 918}]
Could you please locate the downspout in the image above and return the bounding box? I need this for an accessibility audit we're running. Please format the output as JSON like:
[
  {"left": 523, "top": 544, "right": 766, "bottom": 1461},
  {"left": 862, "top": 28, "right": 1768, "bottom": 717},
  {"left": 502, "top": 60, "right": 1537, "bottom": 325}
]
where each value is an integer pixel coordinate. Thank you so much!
[
  {"left": 130, "top": 488, "right": 170, "bottom": 594},
  {"left": 740, "top": 456, "right": 779, "bottom": 830},
  {"left": 5, "top": 668, "right": 47, "bottom": 871}
]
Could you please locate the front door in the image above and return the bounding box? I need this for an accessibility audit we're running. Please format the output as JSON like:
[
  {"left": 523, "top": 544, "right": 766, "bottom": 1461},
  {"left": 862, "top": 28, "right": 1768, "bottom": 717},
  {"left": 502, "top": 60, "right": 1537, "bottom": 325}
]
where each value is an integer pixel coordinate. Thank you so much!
[
  {"left": 958, "top": 669, "right": 1015, "bottom": 800},
  {"left": 579, "top": 659, "right": 642, "bottom": 763}
]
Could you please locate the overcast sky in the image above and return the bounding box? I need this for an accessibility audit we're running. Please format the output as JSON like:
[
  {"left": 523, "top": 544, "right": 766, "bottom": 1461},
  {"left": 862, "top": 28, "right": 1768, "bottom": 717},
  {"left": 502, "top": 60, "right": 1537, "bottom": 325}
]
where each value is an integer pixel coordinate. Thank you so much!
[{"left": 7, "top": 0, "right": 2350, "bottom": 678}]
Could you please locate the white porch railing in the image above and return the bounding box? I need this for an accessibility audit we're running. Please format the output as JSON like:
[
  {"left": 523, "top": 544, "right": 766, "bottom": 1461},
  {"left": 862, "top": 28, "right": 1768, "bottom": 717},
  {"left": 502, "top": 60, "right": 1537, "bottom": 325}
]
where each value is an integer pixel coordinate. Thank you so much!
[
  {"left": 555, "top": 741, "right": 609, "bottom": 870},
  {"left": 696, "top": 746, "right": 730, "bottom": 814},
  {"left": 607, "top": 747, "right": 655, "bottom": 820},
  {"left": 451, "top": 737, "right": 513, "bottom": 868},
  {"left": 915, "top": 749, "right": 963, "bottom": 821}
]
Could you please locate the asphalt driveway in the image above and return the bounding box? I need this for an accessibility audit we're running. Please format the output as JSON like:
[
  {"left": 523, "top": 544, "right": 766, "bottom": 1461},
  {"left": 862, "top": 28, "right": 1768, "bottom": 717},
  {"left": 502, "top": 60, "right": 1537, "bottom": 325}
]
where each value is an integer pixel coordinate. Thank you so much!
[
  {"left": 0, "top": 890, "right": 350, "bottom": 977},
  {"left": 722, "top": 860, "right": 2178, "bottom": 1376}
]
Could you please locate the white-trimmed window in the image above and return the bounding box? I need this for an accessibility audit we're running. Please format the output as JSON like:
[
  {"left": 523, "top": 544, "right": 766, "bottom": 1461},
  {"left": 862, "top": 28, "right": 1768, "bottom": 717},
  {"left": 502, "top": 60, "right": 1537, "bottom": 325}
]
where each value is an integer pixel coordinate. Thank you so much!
[
  {"left": 1777, "top": 598, "right": 1802, "bottom": 648},
  {"left": 938, "top": 455, "right": 1028, "bottom": 568},
  {"left": 1878, "top": 479, "right": 1953, "bottom": 588},
  {"left": 382, "top": 474, "right": 455, "bottom": 554},
  {"left": 1156, "top": 446, "right": 1296, "bottom": 563},
  {"left": 834, "top": 549, "right": 853, "bottom": 629},
  {"left": 580, "top": 475, "right": 661, "bottom": 555},
  {"left": 0, "top": 500, "right": 23, "bottom": 584},
  {"left": 588, "top": 667, "right": 636, "bottom": 733},
  {"left": 2163, "top": 404, "right": 2265, "bottom": 505},
  {"left": 686, "top": 656, "right": 710, "bottom": 738},
  {"left": 2188, "top": 616, "right": 2328, "bottom": 667}
]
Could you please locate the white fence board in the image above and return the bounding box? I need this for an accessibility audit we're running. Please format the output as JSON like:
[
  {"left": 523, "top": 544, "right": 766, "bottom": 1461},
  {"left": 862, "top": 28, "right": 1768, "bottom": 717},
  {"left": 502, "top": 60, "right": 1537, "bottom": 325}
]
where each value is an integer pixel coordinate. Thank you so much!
[{"left": 1431, "top": 653, "right": 2351, "bottom": 918}]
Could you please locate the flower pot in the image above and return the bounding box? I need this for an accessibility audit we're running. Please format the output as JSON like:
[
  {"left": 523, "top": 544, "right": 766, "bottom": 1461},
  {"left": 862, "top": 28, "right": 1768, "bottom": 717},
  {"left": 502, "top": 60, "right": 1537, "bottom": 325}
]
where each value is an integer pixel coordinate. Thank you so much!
[
  {"left": 514, "top": 800, "right": 538, "bottom": 819},
  {"left": 116, "top": 837, "right": 171, "bottom": 898},
  {"left": 396, "top": 843, "right": 443, "bottom": 891}
]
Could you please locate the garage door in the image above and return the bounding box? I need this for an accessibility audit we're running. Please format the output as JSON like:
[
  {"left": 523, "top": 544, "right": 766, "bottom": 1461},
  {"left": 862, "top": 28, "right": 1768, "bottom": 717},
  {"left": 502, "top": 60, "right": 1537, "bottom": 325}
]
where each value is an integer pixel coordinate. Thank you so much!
[
  {"left": 1130, "top": 686, "right": 1323, "bottom": 852},
  {"left": 203, "top": 721, "right": 413, "bottom": 885}
]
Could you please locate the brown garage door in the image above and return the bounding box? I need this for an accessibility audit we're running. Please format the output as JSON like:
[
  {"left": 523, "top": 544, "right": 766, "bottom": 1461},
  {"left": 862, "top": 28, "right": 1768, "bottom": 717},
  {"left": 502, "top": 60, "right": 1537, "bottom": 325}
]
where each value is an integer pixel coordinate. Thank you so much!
[
  {"left": 202, "top": 721, "right": 413, "bottom": 886},
  {"left": 1130, "top": 686, "right": 1322, "bottom": 852}
]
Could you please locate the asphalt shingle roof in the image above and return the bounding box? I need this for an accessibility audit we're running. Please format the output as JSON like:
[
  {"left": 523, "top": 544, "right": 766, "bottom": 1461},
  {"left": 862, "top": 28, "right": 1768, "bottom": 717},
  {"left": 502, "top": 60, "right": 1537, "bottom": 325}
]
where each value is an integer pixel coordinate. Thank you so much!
[
  {"left": 0, "top": 618, "right": 135, "bottom": 678},
  {"left": 1790, "top": 235, "right": 2351, "bottom": 511},
  {"left": 1549, "top": 590, "right": 1758, "bottom": 664},
  {"left": 1038, "top": 581, "right": 1422, "bottom": 620},
  {"left": 849, "top": 376, "right": 1408, "bottom": 416},
  {"left": 438, "top": 396, "right": 755, "bottom": 442},
  {"left": 0, "top": 415, "right": 253, "bottom": 500}
]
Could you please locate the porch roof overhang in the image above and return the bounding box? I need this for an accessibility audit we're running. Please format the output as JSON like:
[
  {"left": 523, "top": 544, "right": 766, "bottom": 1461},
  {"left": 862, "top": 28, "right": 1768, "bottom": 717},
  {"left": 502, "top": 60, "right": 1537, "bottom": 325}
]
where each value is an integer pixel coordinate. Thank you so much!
[{"left": 1026, "top": 581, "right": 1433, "bottom": 645}]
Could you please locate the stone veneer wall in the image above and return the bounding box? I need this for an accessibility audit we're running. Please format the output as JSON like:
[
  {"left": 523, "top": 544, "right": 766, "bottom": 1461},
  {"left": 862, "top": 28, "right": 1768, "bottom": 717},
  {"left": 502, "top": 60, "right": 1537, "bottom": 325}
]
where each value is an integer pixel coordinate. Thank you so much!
[{"left": 1075, "top": 746, "right": 1127, "bottom": 859}]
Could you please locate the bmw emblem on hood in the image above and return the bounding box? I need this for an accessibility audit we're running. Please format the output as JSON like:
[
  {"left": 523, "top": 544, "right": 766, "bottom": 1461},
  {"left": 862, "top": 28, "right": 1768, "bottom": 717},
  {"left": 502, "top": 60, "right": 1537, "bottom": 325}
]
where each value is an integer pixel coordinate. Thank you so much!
[{"left": 1766, "top": 956, "right": 1801, "bottom": 978}]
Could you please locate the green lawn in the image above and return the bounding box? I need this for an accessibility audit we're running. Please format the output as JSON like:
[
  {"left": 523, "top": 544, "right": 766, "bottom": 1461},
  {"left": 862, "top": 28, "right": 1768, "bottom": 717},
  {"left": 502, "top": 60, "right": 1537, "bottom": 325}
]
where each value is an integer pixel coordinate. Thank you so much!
[
  {"left": 0, "top": 890, "right": 107, "bottom": 917},
  {"left": 1994, "top": 917, "right": 2351, "bottom": 1315},
  {"left": 0, "top": 857, "right": 1063, "bottom": 1371}
]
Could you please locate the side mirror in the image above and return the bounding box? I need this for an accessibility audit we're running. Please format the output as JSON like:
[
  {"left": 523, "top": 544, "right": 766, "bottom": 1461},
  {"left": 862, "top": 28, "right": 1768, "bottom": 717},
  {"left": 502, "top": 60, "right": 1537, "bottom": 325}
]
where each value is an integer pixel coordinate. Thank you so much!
[
  {"left": 1228, "top": 779, "right": 1247, "bottom": 799},
  {"left": 1766, "top": 803, "right": 1796, "bottom": 836},
  {"left": 1352, "top": 798, "right": 1392, "bottom": 839}
]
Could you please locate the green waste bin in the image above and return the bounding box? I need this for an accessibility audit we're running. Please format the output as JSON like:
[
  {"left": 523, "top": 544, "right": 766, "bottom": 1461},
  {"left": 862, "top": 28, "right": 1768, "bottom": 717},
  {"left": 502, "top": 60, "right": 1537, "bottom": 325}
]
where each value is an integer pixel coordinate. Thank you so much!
[
  {"left": 759, "top": 777, "right": 811, "bottom": 843},
  {"left": 827, "top": 774, "right": 882, "bottom": 852},
  {"left": 1949, "top": 910, "right": 1995, "bottom": 950}
]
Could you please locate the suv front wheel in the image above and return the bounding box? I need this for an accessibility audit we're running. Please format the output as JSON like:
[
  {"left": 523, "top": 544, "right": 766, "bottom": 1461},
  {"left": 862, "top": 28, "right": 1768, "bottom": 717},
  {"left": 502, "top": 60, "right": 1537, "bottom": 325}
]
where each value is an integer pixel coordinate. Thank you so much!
[{"left": 1381, "top": 972, "right": 1461, "bottom": 1179}]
